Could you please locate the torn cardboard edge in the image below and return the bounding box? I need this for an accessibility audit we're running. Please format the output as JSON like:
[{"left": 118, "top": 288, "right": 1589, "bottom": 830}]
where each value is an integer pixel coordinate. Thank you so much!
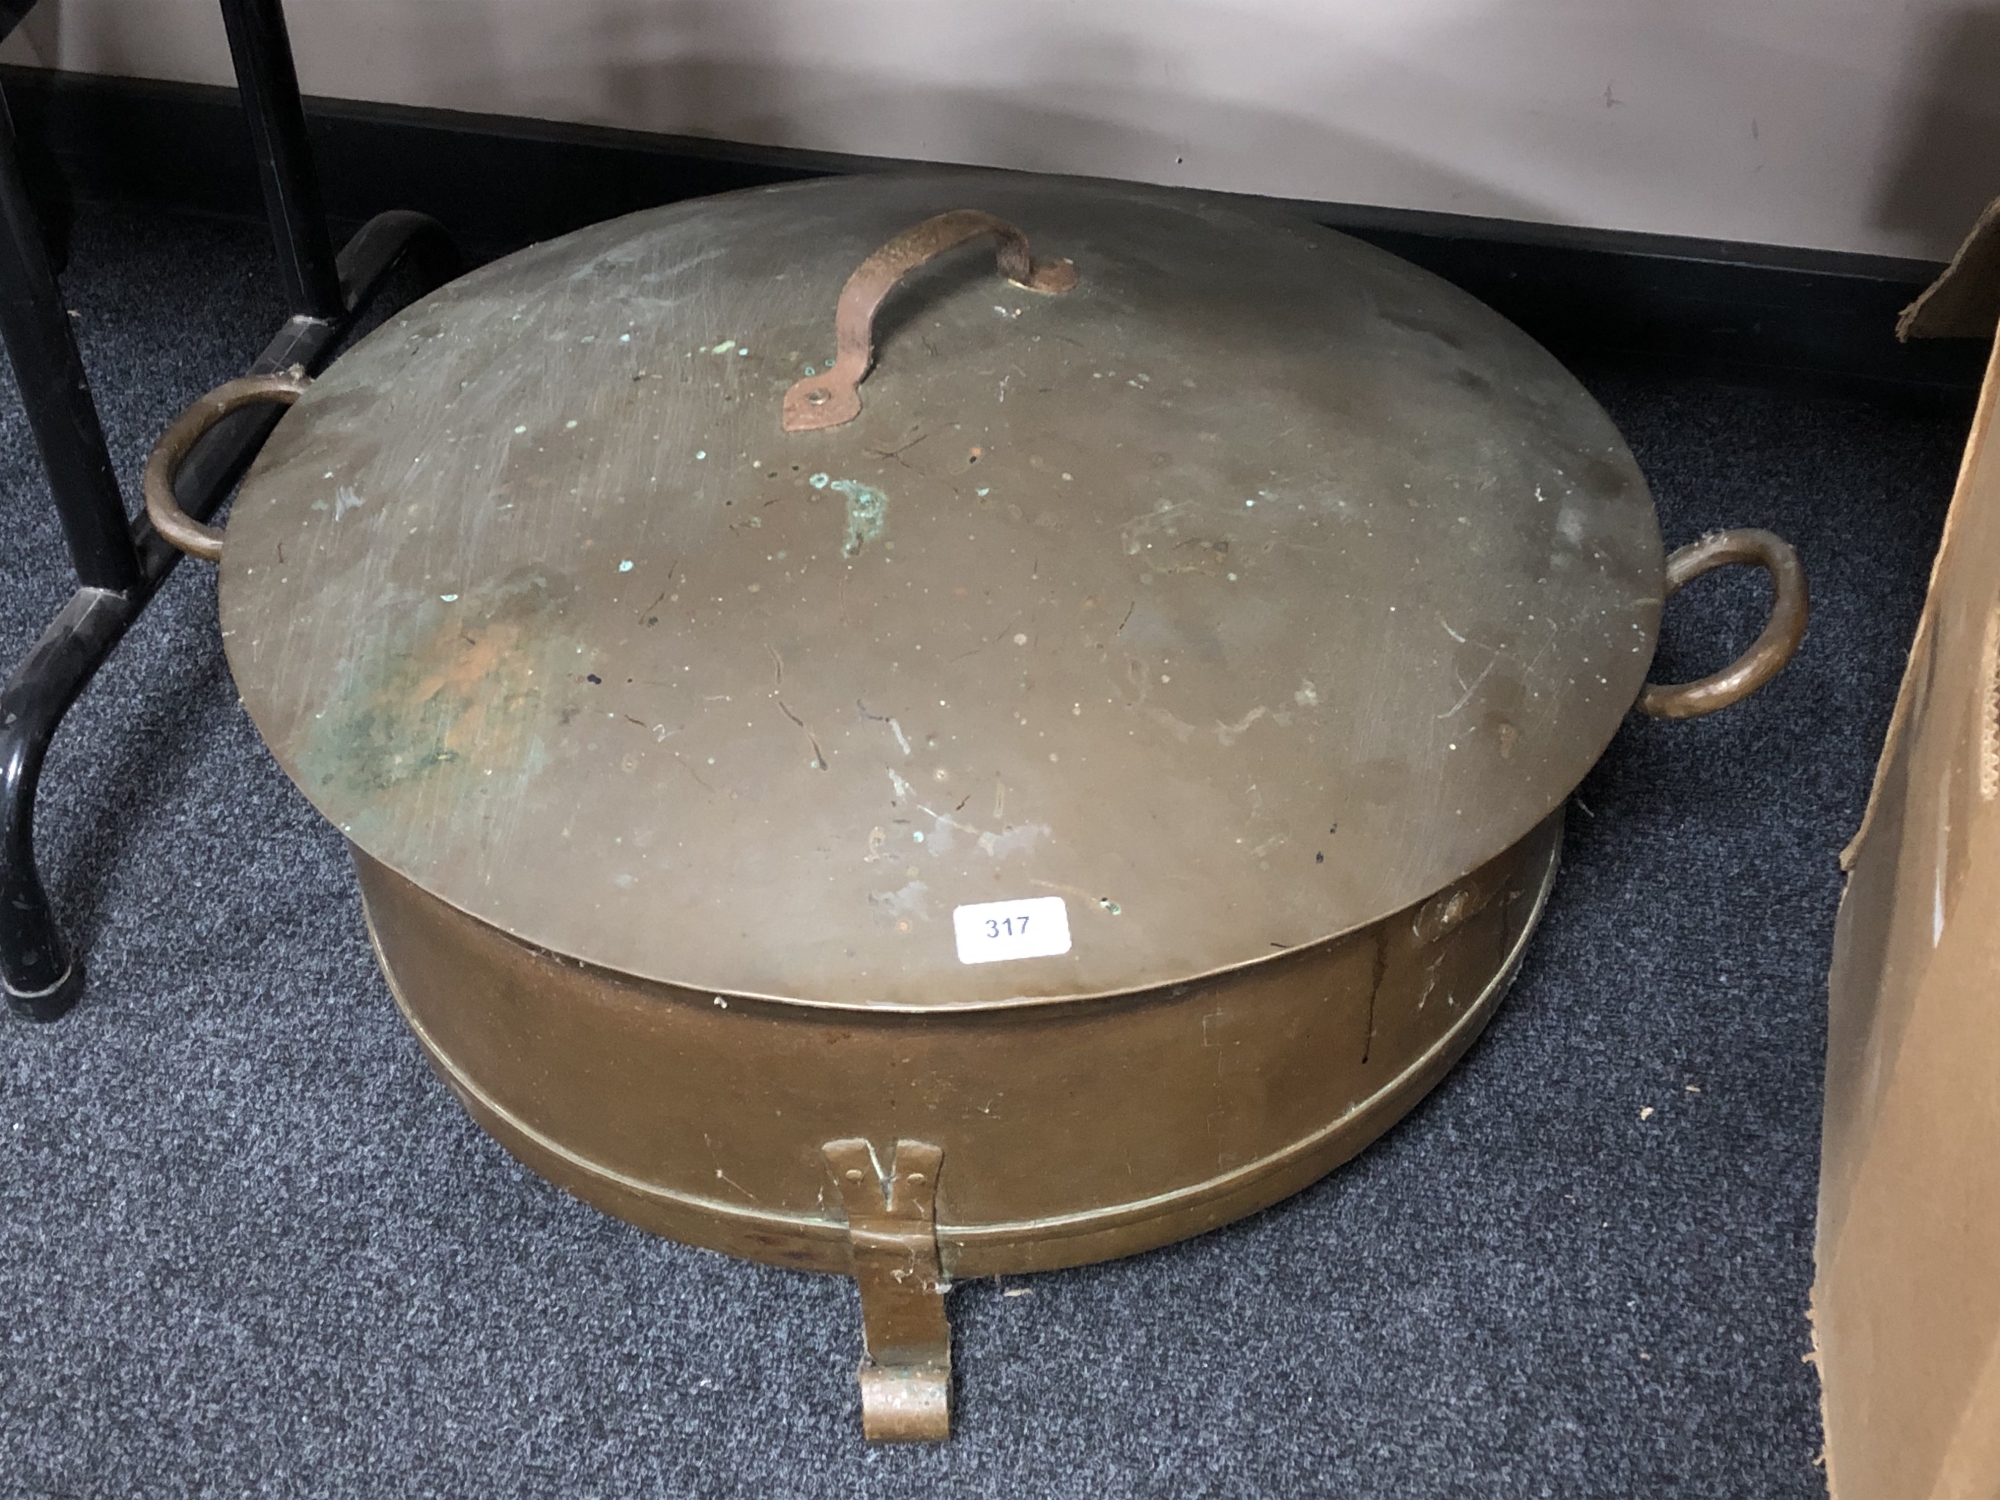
[{"left": 1897, "top": 196, "right": 2000, "bottom": 343}]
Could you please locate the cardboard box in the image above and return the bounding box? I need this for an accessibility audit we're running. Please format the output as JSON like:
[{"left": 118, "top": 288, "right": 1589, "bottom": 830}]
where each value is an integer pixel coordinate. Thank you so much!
[{"left": 1815, "top": 199, "right": 2000, "bottom": 1499}]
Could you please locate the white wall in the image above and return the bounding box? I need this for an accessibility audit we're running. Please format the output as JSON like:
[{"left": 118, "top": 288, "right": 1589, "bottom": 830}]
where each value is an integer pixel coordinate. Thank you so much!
[{"left": 6, "top": 0, "right": 1998, "bottom": 261}]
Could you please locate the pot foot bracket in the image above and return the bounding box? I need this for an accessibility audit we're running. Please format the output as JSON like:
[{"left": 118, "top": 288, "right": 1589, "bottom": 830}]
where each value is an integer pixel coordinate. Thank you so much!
[{"left": 823, "top": 1138, "right": 951, "bottom": 1442}]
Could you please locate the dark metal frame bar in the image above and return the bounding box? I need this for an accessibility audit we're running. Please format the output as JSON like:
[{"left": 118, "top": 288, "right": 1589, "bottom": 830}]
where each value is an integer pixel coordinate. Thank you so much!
[{"left": 0, "top": 0, "right": 458, "bottom": 1020}]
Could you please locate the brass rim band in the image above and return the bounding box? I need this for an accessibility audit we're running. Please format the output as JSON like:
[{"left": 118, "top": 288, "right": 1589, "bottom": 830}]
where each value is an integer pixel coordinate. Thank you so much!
[{"left": 367, "top": 828, "right": 1560, "bottom": 1265}]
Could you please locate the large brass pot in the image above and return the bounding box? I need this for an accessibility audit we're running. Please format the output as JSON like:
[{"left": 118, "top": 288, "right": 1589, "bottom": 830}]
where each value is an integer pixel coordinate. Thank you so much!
[{"left": 144, "top": 171, "right": 1805, "bottom": 1440}]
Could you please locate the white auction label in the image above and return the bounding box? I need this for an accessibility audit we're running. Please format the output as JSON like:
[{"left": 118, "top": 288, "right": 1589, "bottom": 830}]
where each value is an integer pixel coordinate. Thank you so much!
[{"left": 952, "top": 896, "right": 1072, "bottom": 965}]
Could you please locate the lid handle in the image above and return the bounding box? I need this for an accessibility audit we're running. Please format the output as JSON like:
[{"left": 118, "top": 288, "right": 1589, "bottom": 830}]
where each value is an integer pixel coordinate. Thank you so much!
[
  {"left": 1636, "top": 528, "right": 1808, "bottom": 719},
  {"left": 782, "top": 209, "right": 1078, "bottom": 433}
]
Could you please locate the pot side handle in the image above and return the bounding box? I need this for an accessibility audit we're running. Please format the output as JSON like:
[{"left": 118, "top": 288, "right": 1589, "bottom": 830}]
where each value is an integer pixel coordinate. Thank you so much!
[
  {"left": 782, "top": 209, "right": 1078, "bottom": 433},
  {"left": 1637, "top": 528, "right": 1808, "bottom": 719},
  {"left": 143, "top": 369, "right": 313, "bottom": 562}
]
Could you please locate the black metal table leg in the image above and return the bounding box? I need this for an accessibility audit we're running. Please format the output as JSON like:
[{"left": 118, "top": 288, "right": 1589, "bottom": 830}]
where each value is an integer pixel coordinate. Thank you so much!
[
  {"left": 0, "top": 213, "right": 456, "bottom": 1022},
  {"left": 0, "top": 91, "right": 137, "bottom": 597},
  {"left": 0, "top": 81, "right": 140, "bottom": 1018},
  {"left": 0, "top": 0, "right": 458, "bottom": 1020},
  {"left": 218, "top": 0, "right": 343, "bottom": 321}
]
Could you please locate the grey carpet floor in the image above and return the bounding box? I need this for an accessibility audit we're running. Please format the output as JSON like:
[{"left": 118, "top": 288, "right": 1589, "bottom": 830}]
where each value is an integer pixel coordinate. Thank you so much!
[{"left": 0, "top": 204, "right": 1969, "bottom": 1499}]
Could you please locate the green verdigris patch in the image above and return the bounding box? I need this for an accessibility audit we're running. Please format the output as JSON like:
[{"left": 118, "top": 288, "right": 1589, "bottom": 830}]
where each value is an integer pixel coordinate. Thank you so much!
[
  {"left": 808, "top": 472, "right": 888, "bottom": 557},
  {"left": 296, "top": 567, "right": 571, "bottom": 853}
]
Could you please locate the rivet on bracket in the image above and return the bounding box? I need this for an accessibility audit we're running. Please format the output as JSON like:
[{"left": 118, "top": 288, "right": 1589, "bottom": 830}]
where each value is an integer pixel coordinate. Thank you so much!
[{"left": 822, "top": 1137, "right": 951, "bottom": 1442}]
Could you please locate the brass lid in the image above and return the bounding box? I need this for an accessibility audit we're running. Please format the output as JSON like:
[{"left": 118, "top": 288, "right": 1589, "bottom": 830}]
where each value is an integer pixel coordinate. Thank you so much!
[{"left": 220, "top": 171, "right": 1661, "bottom": 1009}]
